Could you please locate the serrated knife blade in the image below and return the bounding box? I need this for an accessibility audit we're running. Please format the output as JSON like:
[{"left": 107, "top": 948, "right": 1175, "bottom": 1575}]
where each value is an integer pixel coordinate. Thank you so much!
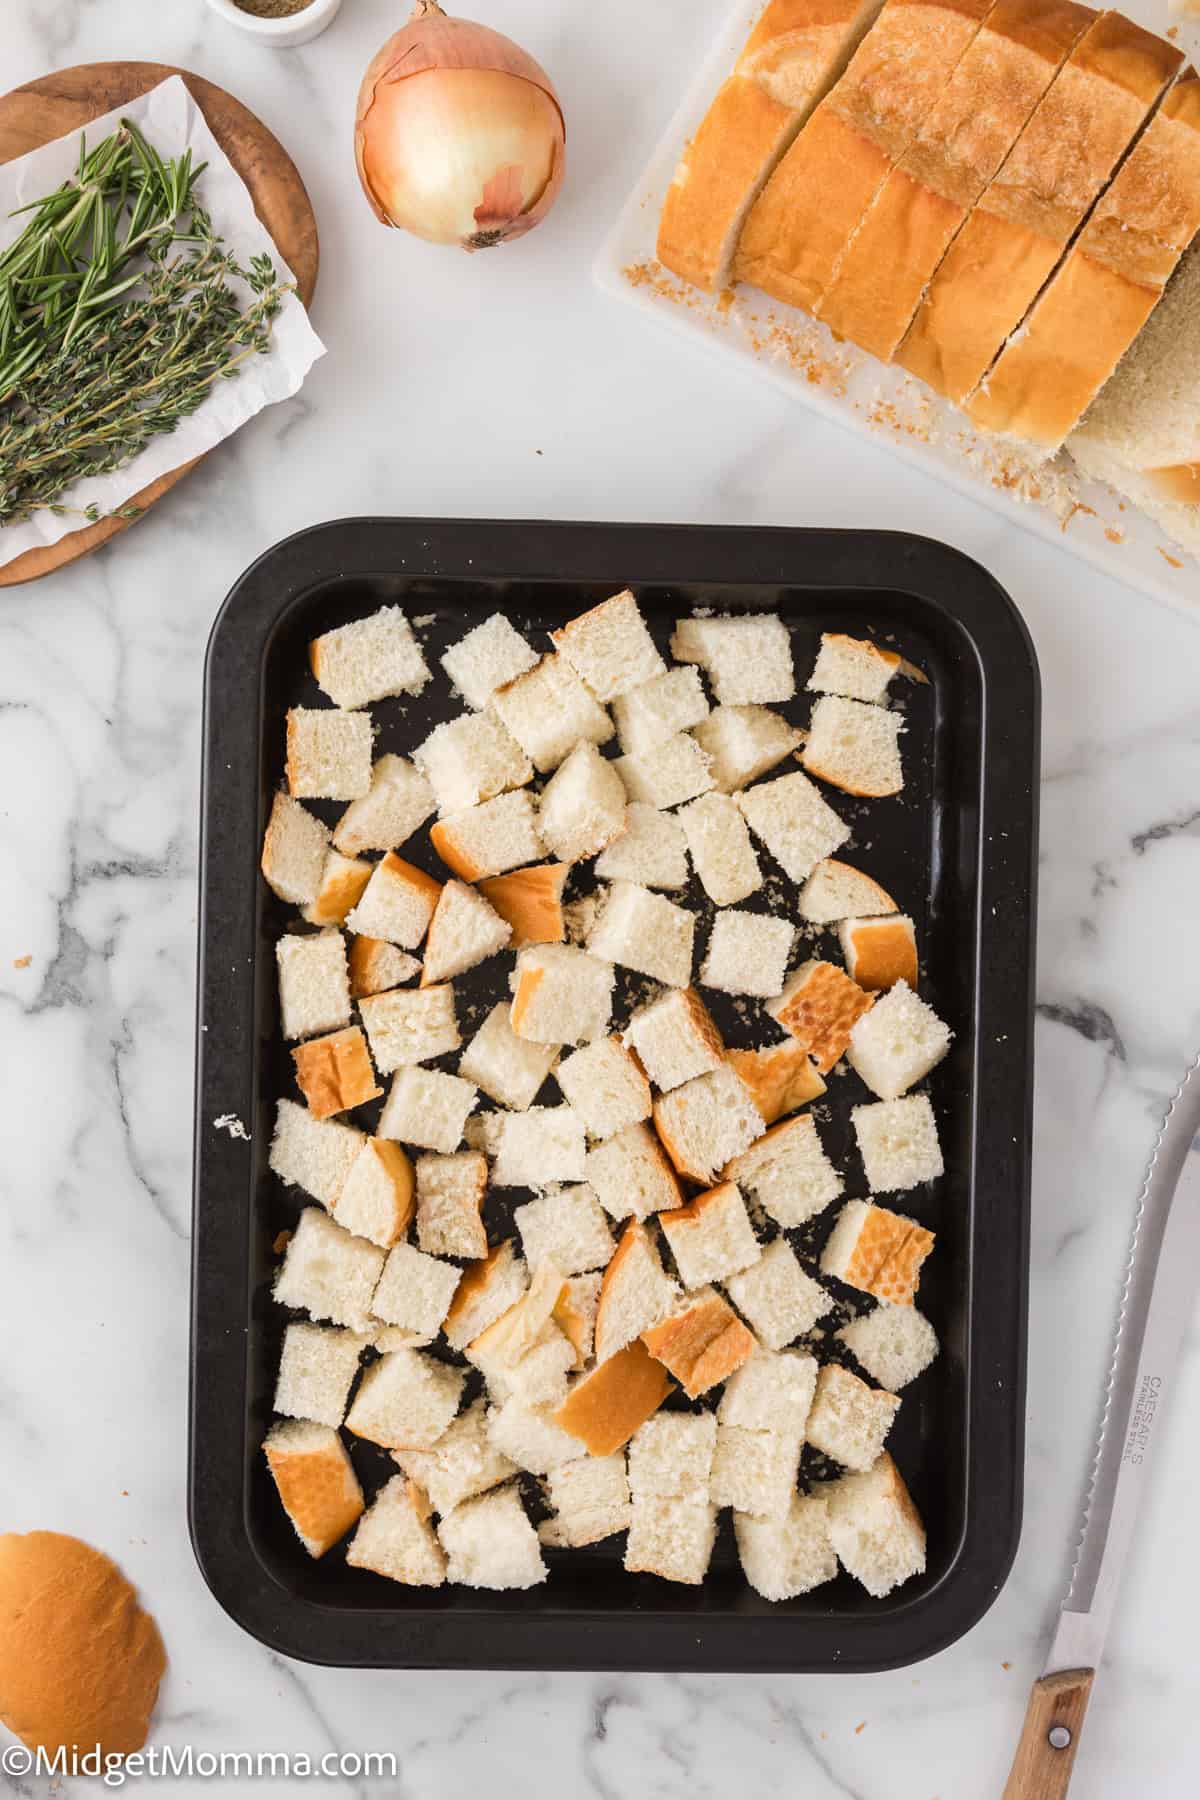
[{"left": 1004, "top": 1056, "right": 1200, "bottom": 1799}]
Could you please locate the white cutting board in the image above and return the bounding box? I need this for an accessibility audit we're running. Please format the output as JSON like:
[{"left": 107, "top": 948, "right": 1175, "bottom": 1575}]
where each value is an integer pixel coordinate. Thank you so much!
[{"left": 595, "top": 0, "right": 1200, "bottom": 616}]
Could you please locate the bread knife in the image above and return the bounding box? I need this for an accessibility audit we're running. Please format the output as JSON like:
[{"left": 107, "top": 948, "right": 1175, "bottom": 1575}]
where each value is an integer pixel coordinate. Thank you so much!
[{"left": 1004, "top": 1055, "right": 1200, "bottom": 1798}]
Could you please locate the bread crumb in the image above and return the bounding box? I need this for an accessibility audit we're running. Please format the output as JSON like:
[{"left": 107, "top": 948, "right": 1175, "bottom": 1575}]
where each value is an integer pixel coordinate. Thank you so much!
[
  {"left": 1001, "top": 1661, "right": 1011, "bottom": 1670},
  {"left": 855, "top": 1721, "right": 867, "bottom": 1734},
  {"left": 1158, "top": 548, "right": 1184, "bottom": 569},
  {"left": 272, "top": 1230, "right": 291, "bottom": 1255},
  {"left": 213, "top": 1113, "right": 251, "bottom": 1141},
  {"left": 1104, "top": 528, "right": 1124, "bottom": 545},
  {"left": 12, "top": 954, "right": 31, "bottom": 969}
]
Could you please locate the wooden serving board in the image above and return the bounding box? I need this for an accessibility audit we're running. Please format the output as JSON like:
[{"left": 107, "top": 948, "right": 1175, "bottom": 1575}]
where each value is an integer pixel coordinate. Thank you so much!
[{"left": 0, "top": 61, "right": 319, "bottom": 588}]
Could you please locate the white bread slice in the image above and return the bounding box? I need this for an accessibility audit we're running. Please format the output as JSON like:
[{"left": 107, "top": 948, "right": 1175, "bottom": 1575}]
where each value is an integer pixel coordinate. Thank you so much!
[
  {"left": 678, "top": 791, "right": 762, "bottom": 906},
  {"left": 614, "top": 734, "right": 715, "bottom": 808},
  {"left": 478, "top": 863, "right": 570, "bottom": 946},
  {"left": 261, "top": 792, "right": 330, "bottom": 905},
  {"left": 441, "top": 613, "right": 538, "bottom": 708},
  {"left": 725, "top": 1236, "right": 833, "bottom": 1348},
  {"left": 437, "top": 1484, "right": 548, "bottom": 1587},
  {"left": 805, "top": 1362, "right": 901, "bottom": 1470},
  {"left": 509, "top": 943, "right": 615, "bottom": 1046},
  {"left": 459, "top": 1000, "right": 559, "bottom": 1109},
  {"left": 291, "top": 1025, "right": 380, "bottom": 1119},
  {"left": 334, "top": 1138, "right": 414, "bottom": 1247},
  {"left": 669, "top": 615, "right": 795, "bottom": 705},
  {"left": 358, "top": 983, "right": 460, "bottom": 1073},
  {"left": 309, "top": 606, "right": 429, "bottom": 708},
  {"left": 652, "top": 1064, "right": 765, "bottom": 1186},
  {"left": 612, "top": 667, "right": 709, "bottom": 753},
  {"left": 840, "top": 913, "right": 918, "bottom": 990},
  {"left": 491, "top": 653, "right": 614, "bottom": 772},
  {"left": 345, "top": 1348, "right": 463, "bottom": 1449},
  {"left": 710, "top": 1421, "right": 803, "bottom": 1520},
  {"left": 802, "top": 696, "right": 904, "bottom": 797},
  {"left": 723, "top": 1040, "right": 827, "bottom": 1125},
  {"left": 372, "top": 1240, "right": 462, "bottom": 1336},
  {"left": 585, "top": 1122, "right": 685, "bottom": 1222},
  {"left": 264, "top": 1420, "right": 365, "bottom": 1558},
  {"left": 700, "top": 909, "right": 794, "bottom": 998},
  {"left": 553, "top": 1340, "right": 673, "bottom": 1453},
  {"left": 414, "top": 711, "right": 532, "bottom": 814},
  {"left": 624, "top": 1491, "right": 718, "bottom": 1584},
  {"left": 587, "top": 881, "right": 695, "bottom": 988},
  {"left": 838, "top": 1302, "right": 939, "bottom": 1389},
  {"left": 269, "top": 1098, "right": 365, "bottom": 1210},
  {"left": 515, "top": 1183, "right": 615, "bottom": 1274},
  {"left": 622, "top": 986, "right": 725, "bottom": 1093},
  {"left": 394, "top": 1397, "right": 516, "bottom": 1515},
  {"left": 273, "top": 1321, "right": 366, "bottom": 1427},
  {"left": 692, "top": 704, "right": 802, "bottom": 792},
  {"left": 819, "top": 1451, "right": 926, "bottom": 1595},
  {"left": 594, "top": 803, "right": 689, "bottom": 890},
  {"left": 768, "top": 958, "right": 875, "bottom": 1072},
  {"left": 485, "top": 1399, "right": 586, "bottom": 1475},
  {"left": 852, "top": 1094, "right": 945, "bottom": 1190},
  {"left": 286, "top": 708, "right": 373, "bottom": 801},
  {"left": 719, "top": 1347, "right": 819, "bottom": 1435},
  {"left": 555, "top": 1037, "right": 651, "bottom": 1141},
  {"left": 737, "top": 770, "right": 850, "bottom": 882},
  {"left": 640, "top": 1287, "right": 757, "bottom": 1396},
  {"left": 735, "top": 1492, "right": 838, "bottom": 1600},
  {"left": 273, "top": 1206, "right": 384, "bottom": 1332},
  {"left": 540, "top": 1453, "right": 631, "bottom": 1547},
  {"left": 415, "top": 1151, "right": 489, "bottom": 1258},
  {"left": 725, "top": 1113, "right": 842, "bottom": 1227},
  {"left": 538, "top": 740, "right": 627, "bottom": 863},
  {"left": 492, "top": 1106, "right": 588, "bottom": 1187},
  {"left": 346, "top": 854, "right": 442, "bottom": 950},
  {"left": 378, "top": 1067, "right": 476, "bottom": 1154},
  {"left": 550, "top": 589, "right": 666, "bottom": 701},
  {"left": 421, "top": 880, "right": 511, "bottom": 985},
  {"left": 846, "top": 978, "right": 950, "bottom": 1096},
  {"left": 807, "top": 633, "right": 902, "bottom": 702},
  {"left": 798, "top": 856, "right": 898, "bottom": 922},
  {"left": 594, "top": 1220, "right": 680, "bottom": 1362},
  {"left": 276, "top": 929, "right": 351, "bottom": 1041},
  {"left": 659, "top": 1182, "right": 761, "bottom": 1289},
  {"left": 430, "top": 791, "right": 544, "bottom": 882},
  {"left": 347, "top": 1474, "right": 447, "bottom": 1585},
  {"left": 302, "top": 851, "right": 372, "bottom": 927},
  {"left": 333, "top": 755, "right": 435, "bottom": 857},
  {"left": 443, "top": 1239, "right": 528, "bottom": 1351},
  {"left": 820, "top": 1198, "right": 935, "bottom": 1304},
  {"left": 628, "top": 1411, "right": 718, "bottom": 1498}
]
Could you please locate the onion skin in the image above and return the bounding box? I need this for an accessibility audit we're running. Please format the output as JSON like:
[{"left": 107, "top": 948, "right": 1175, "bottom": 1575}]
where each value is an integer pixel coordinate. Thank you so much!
[{"left": 355, "top": 2, "right": 566, "bottom": 250}]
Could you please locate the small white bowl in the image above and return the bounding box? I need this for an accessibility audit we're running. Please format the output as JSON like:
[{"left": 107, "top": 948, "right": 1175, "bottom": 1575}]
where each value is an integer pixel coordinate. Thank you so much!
[{"left": 204, "top": 0, "right": 342, "bottom": 48}]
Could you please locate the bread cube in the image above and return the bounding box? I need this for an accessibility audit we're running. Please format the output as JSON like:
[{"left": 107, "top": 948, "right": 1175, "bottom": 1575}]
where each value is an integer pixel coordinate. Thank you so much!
[
  {"left": 372, "top": 1240, "right": 462, "bottom": 1337},
  {"left": 415, "top": 1151, "right": 489, "bottom": 1258},
  {"left": 555, "top": 1036, "right": 651, "bottom": 1140},
  {"left": 678, "top": 791, "right": 761, "bottom": 906},
  {"left": 484, "top": 1319, "right": 578, "bottom": 1410},
  {"left": 805, "top": 1363, "right": 900, "bottom": 1472},
  {"left": 335, "top": 1139, "right": 414, "bottom": 1247},
  {"left": 709, "top": 1423, "right": 801, "bottom": 1520},
  {"left": 624, "top": 1491, "right": 717, "bottom": 1584},
  {"left": 459, "top": 1001, "right": 558, "bottom": 1109},
  {"left": 540, "top": 1454, "right": 631, "bottom": 1547},
  {"left": 557, "top": 1271, "right": 603, "bottom": 1366},
  {"left": 333, "top": 755, "right": 436, "bottom": 857},
  {"left": 515, "top": 1184, "right": 615, "bottom": 1274},
  {"left": 493, "top": 1106, "right": 588, "bottom": 1187},
  {"left": 276, "top": 929, "right": 351, "bottom": 1042},
  {"left": 587, "top": 881, "right": 695, "bottom": 988},
  {"left": 808, "top": 632, "right": 901, "bottom": 703},
  {"left": 652, "top": 1064, "right": 764, "bottom": 1186},
  {"left": 641, "top": 1287, "right": 756, "bottom": 1397},
  {"left": 613, "top": 666, "right": 709, "bottom": 753},
  {"left": 692, "top": 704, "right": 802, "bottom": 792},
  {"left": 264, "top": 1420, "right": 365, "bottom": 1558},
  {"left": 443, "top": 1239, "right": 528, "bottom": 1351},
  {"left": 659, "top": 1181, "right": 760, "bottom": 1288},
  {"left": 273, "top": 1322, "right": 366, "bottom": 1427},
  {"left": 700, "top": 910, "right": 793, "bottom": 999},
  {"left": 671, "top": 614, "right": 794, "bottom": 705},
  {"left": 594, "top": 802, "right": 689, "bottom": 889},
  {"left": 437, "top": 1484, "right": 548, "bottom": 1588},
  {"left": 510, "top": 943, "right": 615, "bottom": 1046},
  {"left": 585, "top": 1122, "right": 683, "bottom": 1222},
  {"left": 345, "top": 1347, "right": 464, "bottom": 1449},
  {"left": 466, "top": 1264, "right": 571, "bottom": 1374},
  {"left": 847, "top": 981, "right": 952, "bottom": 1099},
  {"left": 820, "top": 1199, "right": 935, "bottom": 1305},
  {"left": 551, "top": 588, "right": 666, "bottom": 700},
  {"left": 261, "top": 792, "right": 330, "bottom": 906},
  {"left": 840, "top": 914, "right": 918, "bottom": 992},
  {"left": 379, "top": 1067, "right": 476, "bottom": 1154},
  {"left": 269, "top": 1098, "right": 364, "bottom": 1210},
  {"left": 719, "top": 1348, "right": 818, "bottom": 1436},
  {"left": 346, "top": 854, "right": 442, "bottom": 950},
  {"left": 478, "top": 863, "right": 569, "bottom": 948},
  {"left": 737, "top": 771, "right": 850, "bottom": 883},
  {"left": 273, "top": 1207, "right": 384, "bottom": 1332},
  {"left": 798, "top": 857, "right": 898, "bottom": 924},
  {"left": 286, "top": 708, "right": 373, "bottom": 801},
  {"left": 553, "top": 1340, "right": 672, "bottom": 1453},
  {"left": 628, "top": 1411, "right": 717, "bottom": 1498},
  {"left": 723, "top": 1041, "right": 826, "bottom": 1126},
  {"left": 615, "top": 733, "right": 714, "bottom": 808},
  {"left": 431, "top": 790, "right": 544, "bottom": 881},
  {"left": 441, "top": 613, "right": 538, "bottom": 708},
  {"left": 302, "top": 851, "right": 373, "bottom": 927},
  {"left": 768, "top": 959, "right": 874, "bottom": 1072},
  {"left": 309, "top": 606, "right": 430, "bottom": 709},
  {"left": 346, "top": 1473, "right": 446, "bottom": 1585},
  {"left": 802, "top": 695, "right": 903, "bottom": 798},
  {"left": 415, "top": 711, "right": 533, "bottom": 813},
  {"left": 726, "top": 1114, "right": 842, "bottom": 1227},
  {"left": 725, "top": 1238, "right": 833, "bottom": 1349},
  {"left": 486, "top": 1399, "right": 586, "bottom": 1475},
  {"left": 463, "top": 1111, "right": 507, "bottom": 1158},
  {"left": 622, "top": 987, "right": 724, "bottom": 1093},
  {"left": 837, "top": 1303, "right": 939, "bottom": 1391},
  {"left": 594, "top": 1220, "right": 680, "bottom": 1363},
  {"left": 735, "top": 1494, "right": 837, "bottom": 1601},
  {"left": 422, "top": 880, "right": 511, "bottom": 986},
  {"left": 491, "top": 653, "right": 614, "bottom": 772},
  {"left": 538, "top": 740, "right": 627, "bottom": 862},
  {"left": 852, "top": 1094, "right": 944, "bottom": 1192},
  {"left": 292, "top": 1026, "right": 381, "bottom": 1118},
  {"left": 359, "top": 984, "right": 460, "bottom": 1073},
  {"left": 820, "top": 1453, "right": 926, "bottom": 1596},
  {"left": 394, "top": 1397, "right": 516, "bottom": 1516}
]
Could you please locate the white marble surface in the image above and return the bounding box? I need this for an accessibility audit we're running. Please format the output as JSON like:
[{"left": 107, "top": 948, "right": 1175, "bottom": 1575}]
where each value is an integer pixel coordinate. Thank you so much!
[{"left": 2, "top": 2, "right": 1199, "bottom": 1796}]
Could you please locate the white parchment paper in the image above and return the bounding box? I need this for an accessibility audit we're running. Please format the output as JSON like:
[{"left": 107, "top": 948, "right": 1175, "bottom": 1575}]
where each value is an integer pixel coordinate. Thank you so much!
[{"left": 0, "top": 74, "right": 325, "bottom": 568}]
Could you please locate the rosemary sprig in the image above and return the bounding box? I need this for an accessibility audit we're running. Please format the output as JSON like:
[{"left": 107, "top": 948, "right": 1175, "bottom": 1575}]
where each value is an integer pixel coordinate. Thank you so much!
[{"left": 0, "top": 119, "right": 287, "bottom": 529}]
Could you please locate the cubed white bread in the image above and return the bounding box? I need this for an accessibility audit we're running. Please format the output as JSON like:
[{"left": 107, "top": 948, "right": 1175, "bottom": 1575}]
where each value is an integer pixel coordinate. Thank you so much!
[
  {"left": 344, "top": 1347, "right": 464, "bottom": 1449},
  {"left": 302, "top": 851, "right": 373, "bottom": 927},
  {"left": 415, "top": 1151, "right": 489, "bottom": 1258},
  {"left": 492, "top": 1106, "right": 588, "bottom": 1187},
  {"left": 276, "top": 930, "right": 351, "bottom": 1041},
  {"left": 414, "top": 711, "right": 533, "bottom": 814},
  {"left": 421, "top": 881, "right": 511, "bottom": 987},
  {"left": 346, "top": 1475, "right": 446, "bottom": 1585},
  {"left": 723, "top": 1041, "right": 826, "bottom": 1127},
  {"left": 725, "top": 1238, "right": 832, "bottom": 1349},
  {"left": 286, "top": 708, "right": 373, "bottom": 801},
  {"left": 551, "top": 589, "right": 666, "bottom": 701},
  {"left": 807, "top": 633, "right": 901, "bottom": 703},
  {"left": 346, "top": 854, "right": 443, "bottom": 950},
  {"left": 539, "top": 1453, "right": 631, "bottom": 1547},
  {"left": 394, "top": 1397, "right": 517, "bottom": 1516},
  {"left": 628, "top": 1410, "right": 718, "bottom": 1498},
  {"left": 839, "top": 914, "right": 918, "bottom": 992},
  {"left": 309, "top": 606, "right": 430, "bottom": 709},
  {"left": 719, "top": 1349, "right": 818, "bottom": 1436},
  {"left": 585, "top": 1123, "right": 683, "bottom": 1222},
  {"left": 768, "top": 959, "right": 874, "bottom": 1073},
  {"left": 594, "top": 1220, "right": 681, "bottom": 1362},
  {"left": 538, "top": 741, "right": 627, "bottom": 863},
  {"left": 692, "top": 705, "right": 802, "bottom": 792},
  {"left": 737, "top": 771, "right": 850, "bottom": 883},
  {"left": 652, "top": 1064, "right": 765, "bottom": 1186},
  {"left": 819, "top": 1199, "right": 935, "bottom": 1306},
  {"left": 593, "top": 802, "right": 689, "bottom": 889},
  {"left": 640, "top": 1286, "right": 756, "bottom": 1397},
  {"left": 624, "top": 1491, "right": 717, "bottom": 1584},
  {"left": 555, "top": 1037, "right": 651, "bottom": 1140},
  {"left": 484, "top": 1320, "right": 577, "bottom": 1409},
  {"left": 553, "top": 1339, "right": 673, "bottom": 1454},
  {"left": 587, "top": 881, "right": 695, "bottom": 989},
  {"left": 264, "top": 1420, "right": 365, "bottom": 1558},
  {"left": 678, "top": 791, "right": 762, "bottom": 905},
  {"left": 837, "top": 1303, "right": 938, "bottom": 1391},
  {"left": 515, "top": 1184, "right": 615, "bottom": 1274},
  {"left": 273, "top": 1207, "right": 384, "bottom": 1332},
  {"left": 622, "top": 987, "right": 724, "bottom": 1093},
  {"left": 735, "top": 1493, "right": 838, "bottom": 1601},
  {"left": 615, "top": 734, "right": 715, "bottom": 808},
  {"left": 558, "top": 1271, "right": 603, "bottom": 1365},
  {"left": 269, "top": 1099, "right": 364, "bottom": 1210},
  {"left": 671, "top": 615, "right": 795, "bottom": 704},
  {"left": 700, "top": 909, "right": 793, "bottom": 999},
  {"left": 273, "top": 1322, "right": 366, "bottom": 1427},
  {"left": 709, "top": 1422, "right": 802, "bottom": 1520},
  {"left": 478, "top": 862, "right": 569, "bottom": 948},
  {"left": 798, "top": 857, "right": 898, "bottom": 923},
  {"left": 437, "top": 1484, "right": 548, "bottom": 1588},
  {"left": 372, "top": 1240, "right": 462, "bottom": 1336},
  {"left": 334, "top": 1139, "right": 414, "bottom": 1248},
  {"left": 491, "top": 653, "right": 614, "bottom": 772},
  {"left": 441, "top": 613, "right": 539, "bottom": 709},
  {"left": 802, "top": 696, "right": 904, "bottom": 798},
  {"left": 820, "top": 1453, "right": 926, "bottom": 1597},
  {"left": 459, "top": 1001, "right": 558, "bottom": 1109},
  {"left": 659, "top": 1182, "right": 760, "bottom": 1289},
  {"left": 333, "top": 755, "right": 436, "bottom": 857},
  {"left": 612, "top": 667, "right": 709, "bottom": 753},
  {"left": 359, "top": 983, "right": 460, "bottom": 1073},
  {"left": 465, "top": 1263, "right": 569, "bottom": 1374},
  {"left": 847, "top": 981, "right": 951, "bottom": 1099},
  {"left": 378, "top": 1067, "right": 477, "bottom": 1154},
  {"left": 805, "top": 1363, "right": 900, "bottom": 1472},
  {"left": 725, "top": 1114, "right": 843, "bottom": 1228},
  {"left": 430, "top": 791, "right": 544, "bottom": 881},
  {"left": 291, "top": 1026, "right": 380, "bottom": 1119},
  {"left": 510, "top": 943, "right": 615, "bottom": 1046},
  {"left": 463, "top": 1111, "right": 506, "bottom": 1157},
  {"left": 486, "top": 1399, "right": 587, "bottom": 1474},
  {"left": 261, "top": 792, "right": 330, "bottom": 905},
  {"left": 442, "top": 1239, "right": 528, "bottom": 1351},
  {"left": 852, "top": 1094, "right": 944, "bottom": 1192}
]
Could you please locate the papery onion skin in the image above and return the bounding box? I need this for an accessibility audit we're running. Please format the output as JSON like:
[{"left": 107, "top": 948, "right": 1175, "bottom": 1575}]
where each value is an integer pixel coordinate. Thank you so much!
[{"left": 355, "top": 2, "right": 566, "bottom": 250}]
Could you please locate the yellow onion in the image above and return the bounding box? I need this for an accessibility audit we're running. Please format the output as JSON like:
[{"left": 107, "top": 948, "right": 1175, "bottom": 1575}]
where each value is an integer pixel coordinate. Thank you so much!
[{"left": 355, "top": 1, "right": 566, "bottom": 250}]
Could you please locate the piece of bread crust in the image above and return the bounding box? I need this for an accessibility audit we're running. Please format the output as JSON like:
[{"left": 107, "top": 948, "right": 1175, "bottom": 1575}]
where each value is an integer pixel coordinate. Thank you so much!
[
  {"left": 292, "top": 1027, "right": 381, "bottom": 1119},
  {"left": 725, "top": 1040, "right": 827, "bottom": 1123},
  {"left": 553, "top": 1341, "right": 673, "bottom": 1454},
  {"left": 478, "top": 864, "right": 570, "bottom": 948},
  {"left": 820, "top": 1198, "right": 936, "bottom": 1304},
  {"left": 767, "top": 959, "right": 875, "bottom": 1071},
  {"left": 264, "top": 1420, "right": 365, "bottom": 1558},
  {"left": 641, "top": 1288, "right": 757, "bottom": 1397},
  {"left": 840, "top": 914, "right": 919, "bottom": 990}
]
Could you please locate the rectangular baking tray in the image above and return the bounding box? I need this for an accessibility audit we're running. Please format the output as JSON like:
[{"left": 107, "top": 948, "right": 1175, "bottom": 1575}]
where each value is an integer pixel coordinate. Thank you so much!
[
  {"left": 191, "top": 516, "right": 1039, "bottom": 1672},
  {"left": 595, "top": 0, "right": 1200, "bottom": 618}
]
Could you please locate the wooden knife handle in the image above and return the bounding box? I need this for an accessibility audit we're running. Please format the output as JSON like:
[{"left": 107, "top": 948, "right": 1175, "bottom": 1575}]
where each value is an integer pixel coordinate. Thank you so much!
[{"left": 1003, "top": 1668, "right": 1096, "bottom": 1799}]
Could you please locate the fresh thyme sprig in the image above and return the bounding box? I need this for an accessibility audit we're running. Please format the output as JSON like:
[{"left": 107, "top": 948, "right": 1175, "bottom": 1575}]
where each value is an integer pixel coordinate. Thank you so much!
[{"left": 0, "top": 119, "right": 288, "bottom": 529}]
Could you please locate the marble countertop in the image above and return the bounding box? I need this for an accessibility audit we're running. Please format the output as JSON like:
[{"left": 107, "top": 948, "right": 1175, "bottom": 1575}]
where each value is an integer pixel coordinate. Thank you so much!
[{"left": 3, "top": 2, "right": 1199, "bottom": 1795}]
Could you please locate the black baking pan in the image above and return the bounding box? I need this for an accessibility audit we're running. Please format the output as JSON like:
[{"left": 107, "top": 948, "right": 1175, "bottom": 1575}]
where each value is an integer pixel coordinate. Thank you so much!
[{"left": 191, "top": 517, "right": 1039, "bottom": 1672}]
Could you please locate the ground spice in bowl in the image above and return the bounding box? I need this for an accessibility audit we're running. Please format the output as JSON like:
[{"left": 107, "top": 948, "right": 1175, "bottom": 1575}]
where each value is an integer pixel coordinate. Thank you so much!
[{"left": 235, "top": 0, "right": 313, "bottom": 15}]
